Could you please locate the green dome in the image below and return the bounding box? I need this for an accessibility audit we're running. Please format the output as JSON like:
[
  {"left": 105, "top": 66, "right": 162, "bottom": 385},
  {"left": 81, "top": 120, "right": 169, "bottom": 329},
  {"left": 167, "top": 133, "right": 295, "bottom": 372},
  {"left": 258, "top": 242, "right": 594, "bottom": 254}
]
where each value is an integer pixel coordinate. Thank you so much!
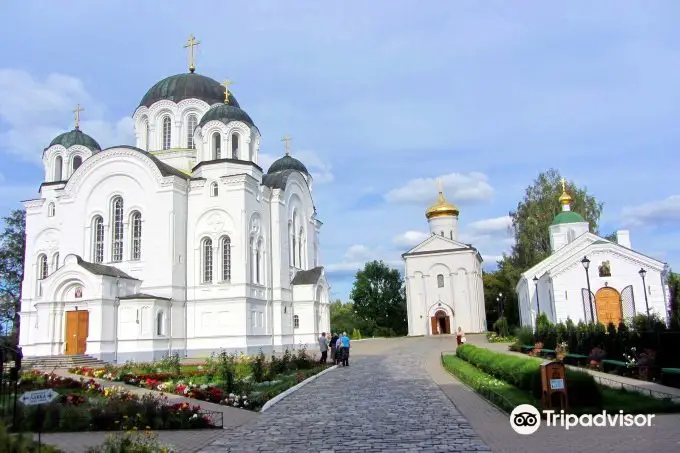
[
  {"left": 267, "top": 155, "right": 309, "bottom": 176},
  {"left": 198, "top": 103, "right": 256, "bottom": 129},
  {"left": 138, "top": 73, "right": 239, "bottom": 108},
  {"left": 48, "top": 128, "right": 101, "bottom": 152},
  {"left": 552, "top": 211, "right": 586, "bottom": 225}
]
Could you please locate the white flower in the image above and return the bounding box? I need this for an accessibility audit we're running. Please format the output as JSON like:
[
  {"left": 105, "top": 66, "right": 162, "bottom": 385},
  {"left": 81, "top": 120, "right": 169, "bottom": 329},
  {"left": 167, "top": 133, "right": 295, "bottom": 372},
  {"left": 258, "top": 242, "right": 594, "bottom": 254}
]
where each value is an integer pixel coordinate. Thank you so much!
[{"left": 229, "top": 393, "right": 235, "bottom": 398}]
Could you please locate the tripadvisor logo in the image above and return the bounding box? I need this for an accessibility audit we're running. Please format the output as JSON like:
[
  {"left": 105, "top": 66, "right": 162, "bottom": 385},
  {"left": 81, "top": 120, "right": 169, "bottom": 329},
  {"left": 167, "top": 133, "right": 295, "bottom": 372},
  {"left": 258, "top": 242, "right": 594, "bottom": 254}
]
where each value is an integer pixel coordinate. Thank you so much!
[{"left": 510, "top": 404, "right": 655, "bottom": 434}]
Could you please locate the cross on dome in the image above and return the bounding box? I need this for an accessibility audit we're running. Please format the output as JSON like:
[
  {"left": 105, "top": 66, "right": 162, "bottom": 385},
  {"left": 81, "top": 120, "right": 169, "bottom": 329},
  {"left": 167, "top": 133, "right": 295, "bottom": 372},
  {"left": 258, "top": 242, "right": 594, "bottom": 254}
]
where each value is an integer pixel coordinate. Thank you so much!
[
  {"left": 281, "top": 135, "right": 292, "bottom": 155},
  {"left": 221, "top": 79, "right": 235, "bottom": 103},
  {"left": 184, "top": 34, "right": 201, "bottom": 73},
  {"left": 73, "top": 104, "right": 84, "bottom": 130}
]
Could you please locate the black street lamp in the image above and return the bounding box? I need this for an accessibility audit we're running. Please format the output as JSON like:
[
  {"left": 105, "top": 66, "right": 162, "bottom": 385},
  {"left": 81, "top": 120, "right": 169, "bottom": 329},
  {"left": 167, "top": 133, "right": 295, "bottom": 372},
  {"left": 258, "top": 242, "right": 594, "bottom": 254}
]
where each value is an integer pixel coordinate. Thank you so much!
[
  {"left": 497, "top": 292, "right": 504, "bottom": 318},
  {"left": 639, "top": 268, "right": 650, "bottom": 320},
  {"left": 533, "top": 276, "right": 541, "bottom": 316},
  {"left": 581, "top": 256, "right": 595, "bottom": 323}
]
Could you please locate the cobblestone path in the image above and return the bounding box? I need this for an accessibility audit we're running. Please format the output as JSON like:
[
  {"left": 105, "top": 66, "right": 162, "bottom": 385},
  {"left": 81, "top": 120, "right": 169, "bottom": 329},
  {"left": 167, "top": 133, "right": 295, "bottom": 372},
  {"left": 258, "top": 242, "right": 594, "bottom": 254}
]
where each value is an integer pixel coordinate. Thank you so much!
[{"left": 199, "top": 342, "right": 490, "bottom": 453}]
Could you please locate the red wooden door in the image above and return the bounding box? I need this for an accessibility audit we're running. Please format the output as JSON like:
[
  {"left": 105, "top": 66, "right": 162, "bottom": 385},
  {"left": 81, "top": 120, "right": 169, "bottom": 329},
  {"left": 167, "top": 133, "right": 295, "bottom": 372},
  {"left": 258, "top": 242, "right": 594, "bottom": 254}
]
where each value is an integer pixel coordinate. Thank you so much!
[
  {"left": 65, "top": 311, "right": 89, "bottom": 355},
  {"left": 430, "top": 317, "right": 438, "bottom": 335},
  {"left": 444, "top": 316, "right": 451, "bottom": 334}
]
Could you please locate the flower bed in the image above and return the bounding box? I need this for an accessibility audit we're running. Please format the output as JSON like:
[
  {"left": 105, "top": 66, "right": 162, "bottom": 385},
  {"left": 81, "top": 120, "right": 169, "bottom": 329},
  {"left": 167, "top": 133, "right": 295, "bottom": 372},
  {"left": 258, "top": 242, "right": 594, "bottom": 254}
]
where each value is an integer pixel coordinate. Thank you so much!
[
  {"left": 8, "top": 371, "right": 218, "bottom": 432},
  {"left": 70, "top": 348, "right": 331, "bottom": 411}
]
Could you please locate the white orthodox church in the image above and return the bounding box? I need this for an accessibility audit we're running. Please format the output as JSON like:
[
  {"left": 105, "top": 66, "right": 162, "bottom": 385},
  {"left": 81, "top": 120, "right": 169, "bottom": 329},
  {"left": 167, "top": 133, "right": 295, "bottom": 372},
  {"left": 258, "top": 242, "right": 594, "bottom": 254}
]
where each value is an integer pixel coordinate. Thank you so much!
[
  {"left": 18, "top": 36, "right": 331, "bottom": 362},
  {"left": 403, "top": 183, "right": 487, "bottom": 336},
  {"left": 517, "top": 180, "right": 670, "bottom": 329}
]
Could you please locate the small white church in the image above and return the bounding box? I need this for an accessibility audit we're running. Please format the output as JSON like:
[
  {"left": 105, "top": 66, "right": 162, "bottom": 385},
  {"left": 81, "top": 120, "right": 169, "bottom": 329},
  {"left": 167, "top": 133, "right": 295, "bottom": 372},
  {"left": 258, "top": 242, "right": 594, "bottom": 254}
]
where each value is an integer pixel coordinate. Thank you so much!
[
  {"left": 516, "top": 179, "right": 670, "bottom": 329},
  {"left": 18, "top": 36, "right": 331, "bottom": 362},
  {"left": 403, "top": 182, "right": 487, "bottom": 336}
]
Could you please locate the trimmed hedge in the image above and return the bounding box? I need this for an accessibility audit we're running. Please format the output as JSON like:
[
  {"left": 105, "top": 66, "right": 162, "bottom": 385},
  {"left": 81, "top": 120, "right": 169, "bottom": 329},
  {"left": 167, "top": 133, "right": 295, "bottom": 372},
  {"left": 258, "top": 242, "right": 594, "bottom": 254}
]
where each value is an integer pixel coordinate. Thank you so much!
[{"left": 456, "top": 344, "right": 602, "bottom": 409}]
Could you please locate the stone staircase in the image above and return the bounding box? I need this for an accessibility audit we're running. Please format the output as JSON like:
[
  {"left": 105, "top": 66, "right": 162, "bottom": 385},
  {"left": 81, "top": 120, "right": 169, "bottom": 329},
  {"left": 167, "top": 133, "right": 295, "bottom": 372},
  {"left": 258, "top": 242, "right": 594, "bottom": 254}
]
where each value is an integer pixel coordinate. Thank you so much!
[{"left": 22, "top": 354, "right": 109, "bottom": 371}]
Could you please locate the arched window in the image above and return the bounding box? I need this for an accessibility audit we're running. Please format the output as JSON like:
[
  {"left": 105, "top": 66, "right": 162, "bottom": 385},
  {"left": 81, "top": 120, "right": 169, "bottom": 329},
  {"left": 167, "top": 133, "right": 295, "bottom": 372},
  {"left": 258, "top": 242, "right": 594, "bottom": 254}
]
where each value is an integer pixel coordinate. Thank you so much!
[
  {"left": 47, "top": 203, "right": 55, "bottom": 217},
  {"left": 293, "top": 314, "right": 300, "bottom": 329},
  {"left": 131, "top": 211, "right": 142, "bottom": 261},
  {"left": 93, "top": 215, "right": 104, "bottom": 263},
  {"left": 111, "top": 197, "right": 124, "bottom": 262},
  {"left": 210, "top": 182, "right": 219, "bottom": 197},
  {"left": 288, "top": 221, "right": 293, "bottom": 267},
  {"left": 291, "top": 215, "right": 297, "bottom": 268},
  {"left": 202, "top": 238, "right": 213, "bottom": 283},
  {"left": 212, "top": 132, "right": 221, "bottom": 159},
  {"left": 162, "top": 116, "right": 172, "bottom": 150},
  {"left": 53, "top": 253, "right": 59, "bottom": 271},
  {"left": 437, "top": 274, "right": 445, "bottom": 288},
  {"left": 231, "top": 133, "right": 239, "bottom": 159},
  {"left": 440, "top": 231, "right": 444, "bottom": 236},
  {"left": 250, "top": 237, "right": 256, "bottom": 283},
  {"left": 38, "top": 254, "right": 48, "bottom": 279},
  {"left": 221, "top": 236, "right": 231, "bottom": 282},
  {"left": 156, "top": 312, "right": 164, "bottom": 336},
  {"left": 54, "top": 156, "right": 63, "bottom": 181},
  {"left": 187, "top": 114, "right": 197, "bottom": 149},
  {"left": 450, "top": 231, "right": 453, "bottom": 240},
  {"left": 72, "top": 156, "right": 82, "bottom": 172}
]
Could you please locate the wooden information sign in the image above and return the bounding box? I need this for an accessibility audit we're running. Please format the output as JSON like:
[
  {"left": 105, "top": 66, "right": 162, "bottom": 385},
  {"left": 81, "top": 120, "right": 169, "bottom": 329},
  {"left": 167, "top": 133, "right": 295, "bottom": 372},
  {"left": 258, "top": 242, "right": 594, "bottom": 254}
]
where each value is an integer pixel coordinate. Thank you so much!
[{"left": 540, "top": 361, "right": 569, "bottom": 411}]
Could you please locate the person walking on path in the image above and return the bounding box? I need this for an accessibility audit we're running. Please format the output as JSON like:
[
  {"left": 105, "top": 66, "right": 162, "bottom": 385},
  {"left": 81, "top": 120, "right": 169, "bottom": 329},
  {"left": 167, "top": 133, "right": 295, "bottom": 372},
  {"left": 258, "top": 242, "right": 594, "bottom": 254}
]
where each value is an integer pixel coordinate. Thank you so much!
[
  {"left": 318, "top": 332, "right": 328, "bottom": 364},
  {"left": 340, "top": 331, "right": 351, "bottom": 367},
  {"left": 330, "top": 333, "right": 338, "bottom": 364},
  {"left": 335, "top": 336, "right": 344, "bottom": 365}
]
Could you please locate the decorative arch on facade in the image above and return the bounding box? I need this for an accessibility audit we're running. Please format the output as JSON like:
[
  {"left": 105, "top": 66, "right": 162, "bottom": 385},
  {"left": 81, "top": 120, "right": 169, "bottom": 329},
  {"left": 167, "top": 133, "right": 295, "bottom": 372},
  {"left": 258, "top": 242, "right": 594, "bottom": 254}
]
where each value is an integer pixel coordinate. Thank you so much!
[
  {"left": 156, "top": 310, "right": 166, "bottom": 336},
  {"left": 54, "top": 155, "right": 63, "bottom": 181},
  {"left": 47, "top": 202, "right": 56, "bottom": 217}
]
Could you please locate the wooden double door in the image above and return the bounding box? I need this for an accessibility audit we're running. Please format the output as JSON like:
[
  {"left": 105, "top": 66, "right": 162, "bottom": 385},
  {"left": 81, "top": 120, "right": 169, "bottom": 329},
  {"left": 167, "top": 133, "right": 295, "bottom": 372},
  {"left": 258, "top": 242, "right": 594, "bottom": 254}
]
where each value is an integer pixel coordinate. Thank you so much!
[
  {"left": 65, "top": 310, "right": 89, "bottom": 355},
  {"left": 430, "top": 310, "right": 451, "bottom": 335}
]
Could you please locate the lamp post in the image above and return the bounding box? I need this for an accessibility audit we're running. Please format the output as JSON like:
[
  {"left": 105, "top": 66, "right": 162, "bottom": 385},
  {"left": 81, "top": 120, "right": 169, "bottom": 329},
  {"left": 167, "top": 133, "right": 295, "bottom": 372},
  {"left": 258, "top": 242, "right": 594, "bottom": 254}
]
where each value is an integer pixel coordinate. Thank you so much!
[
  {"left": 533, "top": 276, "right": 540, "bottom": 316},
  {"left": 497, "top": 292, "right": 504, "bottom": 318},
  {"left": 639, "top": 268, "right": 650, "bottom": 320},
  {"left": 581, "top": 256, "right": 595, "bottom": 323}
]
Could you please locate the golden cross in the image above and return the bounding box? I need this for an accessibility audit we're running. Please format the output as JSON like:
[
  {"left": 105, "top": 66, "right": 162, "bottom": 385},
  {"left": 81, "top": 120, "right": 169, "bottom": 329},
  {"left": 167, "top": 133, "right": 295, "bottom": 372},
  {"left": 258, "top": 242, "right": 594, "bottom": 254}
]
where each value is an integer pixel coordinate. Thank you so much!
[
  {"left": 221, "top": 79, "right": 235, "bottom": 103},
  {"left": 281, "top": 135, "right": 292, "bottom": 155},
  {"left": 184, "top": 34, "right": 201, "bottom": 73},
  {"left": 73, "top": 104, "right": 84, "bottom": 130},
  {"left": 560, "top": 177, "right": 567, "bottom": 193},
  {"left": 437, "top": 178, "right": 444, "bottom": 194}
]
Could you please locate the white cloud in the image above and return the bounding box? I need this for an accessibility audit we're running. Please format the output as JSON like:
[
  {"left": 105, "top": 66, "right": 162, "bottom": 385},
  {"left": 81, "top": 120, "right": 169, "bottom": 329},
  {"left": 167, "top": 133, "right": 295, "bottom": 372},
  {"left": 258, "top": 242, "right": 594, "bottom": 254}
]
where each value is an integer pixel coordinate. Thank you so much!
[
  {"left": 344, "top": 244, "right": 373, "bottom": 262},
  {"left": 468, "top": 216, "right": 512, "bottom": 235},
  {"left": 384, "top": 172, "right": 493, "bottom": 205},
  {"left": 621, "top": 195, "right": 680, "bottom": 227},
  {"left": 393, "top": 230, "right": 429, "bottom": 247},
  {"left": 0, "top": 69, "right": 134, "bottom": 163},
  {"left": 258, "top": 150, "right": 334, "bottom": 183},
  {"left": 326, "top": 244, "right": 402, "bottom": 279},
  {"left": 481, "top": 255, "right": 503, "bottom": 264}
]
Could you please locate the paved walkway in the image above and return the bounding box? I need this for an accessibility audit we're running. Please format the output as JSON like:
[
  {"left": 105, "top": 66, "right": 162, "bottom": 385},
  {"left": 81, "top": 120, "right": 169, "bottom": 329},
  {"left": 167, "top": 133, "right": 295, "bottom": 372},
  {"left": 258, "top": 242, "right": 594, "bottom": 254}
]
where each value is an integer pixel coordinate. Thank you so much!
[{"left": 199, "top": 338, "right": 490, "bottom": 453}]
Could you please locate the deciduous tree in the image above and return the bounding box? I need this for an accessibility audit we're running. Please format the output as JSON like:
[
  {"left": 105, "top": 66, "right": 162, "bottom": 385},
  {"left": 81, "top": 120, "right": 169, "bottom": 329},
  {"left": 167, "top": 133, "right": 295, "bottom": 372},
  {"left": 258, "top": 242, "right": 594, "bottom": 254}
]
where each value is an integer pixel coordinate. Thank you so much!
[
  {"left": 0, "top": 209, "right": 26, "bottom": 346},
  {"left": 349, "top": 260, "right": 407, "bottom": 336},
  {"left": 508, "top": 168, "right": 604, "bottom": 270}
]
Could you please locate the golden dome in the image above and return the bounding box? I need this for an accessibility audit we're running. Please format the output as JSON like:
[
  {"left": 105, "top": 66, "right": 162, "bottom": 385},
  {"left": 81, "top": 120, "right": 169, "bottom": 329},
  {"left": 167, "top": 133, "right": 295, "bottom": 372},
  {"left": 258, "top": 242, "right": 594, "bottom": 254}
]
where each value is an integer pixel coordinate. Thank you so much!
[
  {"left": 558, "top": 177, "right": 573, "bottom": 206},
  {"left": 425, "top": 181, "right": 459, "bottom": 219}
]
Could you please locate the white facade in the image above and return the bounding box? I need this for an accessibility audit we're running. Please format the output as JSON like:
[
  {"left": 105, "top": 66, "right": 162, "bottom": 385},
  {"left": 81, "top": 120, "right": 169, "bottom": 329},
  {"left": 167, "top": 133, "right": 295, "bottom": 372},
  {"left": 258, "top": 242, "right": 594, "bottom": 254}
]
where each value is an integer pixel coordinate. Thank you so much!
[
  {"left": 517, "top": 195, "right": 669, "bottom": 329},
  {"left": 19, "top": 69, "right": 330, "bottom": 362},
  {"left": 403, "top": 190, "right": 486, "bottom": 336}
]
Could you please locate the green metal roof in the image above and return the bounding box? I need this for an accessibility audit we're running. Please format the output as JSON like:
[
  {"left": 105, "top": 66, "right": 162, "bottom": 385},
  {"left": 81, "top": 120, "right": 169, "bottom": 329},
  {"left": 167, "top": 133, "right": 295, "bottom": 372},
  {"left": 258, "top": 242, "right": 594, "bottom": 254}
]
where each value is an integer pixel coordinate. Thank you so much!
[
  {"left": 198, "top": 103, "right": 256, "bottom": 129},
  {"left": 267, "top": 155, "right": 309, "bottom": 176},
  {"left": 48, "top": 128, "right": 101, "bottom": 152},
  {"left": 139, "top": 73, "right": 237, "bottom": 108},
  {"left": 551, "top": 211, "right": 586, "bottom": 225}
]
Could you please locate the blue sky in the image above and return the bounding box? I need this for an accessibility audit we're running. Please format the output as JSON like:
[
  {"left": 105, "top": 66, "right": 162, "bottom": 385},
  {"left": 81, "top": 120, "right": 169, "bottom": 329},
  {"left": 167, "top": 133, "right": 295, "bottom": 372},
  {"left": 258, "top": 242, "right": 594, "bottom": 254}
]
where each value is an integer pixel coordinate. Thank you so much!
[{"left": 1, "top": 1, "right": 680, "bottom": 301}]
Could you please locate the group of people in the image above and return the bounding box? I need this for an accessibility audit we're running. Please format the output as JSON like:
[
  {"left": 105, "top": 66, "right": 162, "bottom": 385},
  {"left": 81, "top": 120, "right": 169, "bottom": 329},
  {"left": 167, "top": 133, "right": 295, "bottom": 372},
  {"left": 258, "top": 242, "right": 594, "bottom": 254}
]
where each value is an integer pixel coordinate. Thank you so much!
[{"left": 318, "top": 332, "right": 350, "bottom": 366}]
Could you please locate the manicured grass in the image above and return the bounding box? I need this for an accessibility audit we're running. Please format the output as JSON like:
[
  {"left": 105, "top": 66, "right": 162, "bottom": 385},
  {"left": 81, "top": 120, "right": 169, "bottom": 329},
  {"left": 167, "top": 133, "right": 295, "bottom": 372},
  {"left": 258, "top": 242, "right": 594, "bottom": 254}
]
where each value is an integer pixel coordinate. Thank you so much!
[
  {"left": 600, "top": 387, "right": 680, "bottom": 414},
  {"left": 441, "top": 354, "right": 538, "bottom": 412}
]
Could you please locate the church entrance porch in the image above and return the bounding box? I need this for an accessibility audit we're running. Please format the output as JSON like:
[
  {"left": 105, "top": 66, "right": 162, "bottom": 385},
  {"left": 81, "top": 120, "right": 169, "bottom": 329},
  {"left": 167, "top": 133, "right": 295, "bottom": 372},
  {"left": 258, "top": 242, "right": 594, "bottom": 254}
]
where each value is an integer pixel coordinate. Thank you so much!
[
  {"left": 65, "top": 310, "right": 89, "bottom": 355},
  {"left": 430, "top": 310, "right": 451, "bottom": 335},
  {"left": 595, "top": 287, "right": 622, "bottom": 327}
]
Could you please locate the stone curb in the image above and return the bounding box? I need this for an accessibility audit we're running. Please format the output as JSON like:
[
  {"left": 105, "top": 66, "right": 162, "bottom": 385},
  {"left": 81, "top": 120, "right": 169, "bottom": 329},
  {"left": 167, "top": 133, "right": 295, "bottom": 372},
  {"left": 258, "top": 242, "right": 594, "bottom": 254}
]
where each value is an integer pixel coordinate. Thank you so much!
[{"left": 260, "top": 365, "right": 338, "bottom": 413}]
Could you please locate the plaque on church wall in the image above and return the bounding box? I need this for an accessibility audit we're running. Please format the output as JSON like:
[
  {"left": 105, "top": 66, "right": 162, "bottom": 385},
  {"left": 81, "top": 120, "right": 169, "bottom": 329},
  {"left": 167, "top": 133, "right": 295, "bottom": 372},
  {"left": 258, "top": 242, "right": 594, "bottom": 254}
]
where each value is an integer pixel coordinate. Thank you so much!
[
  {"left": 75, "top": 287, "right": 83, "bottom": 299},
  {"left": 598, "top": 261, "right": 611, "bottom": 277}
]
